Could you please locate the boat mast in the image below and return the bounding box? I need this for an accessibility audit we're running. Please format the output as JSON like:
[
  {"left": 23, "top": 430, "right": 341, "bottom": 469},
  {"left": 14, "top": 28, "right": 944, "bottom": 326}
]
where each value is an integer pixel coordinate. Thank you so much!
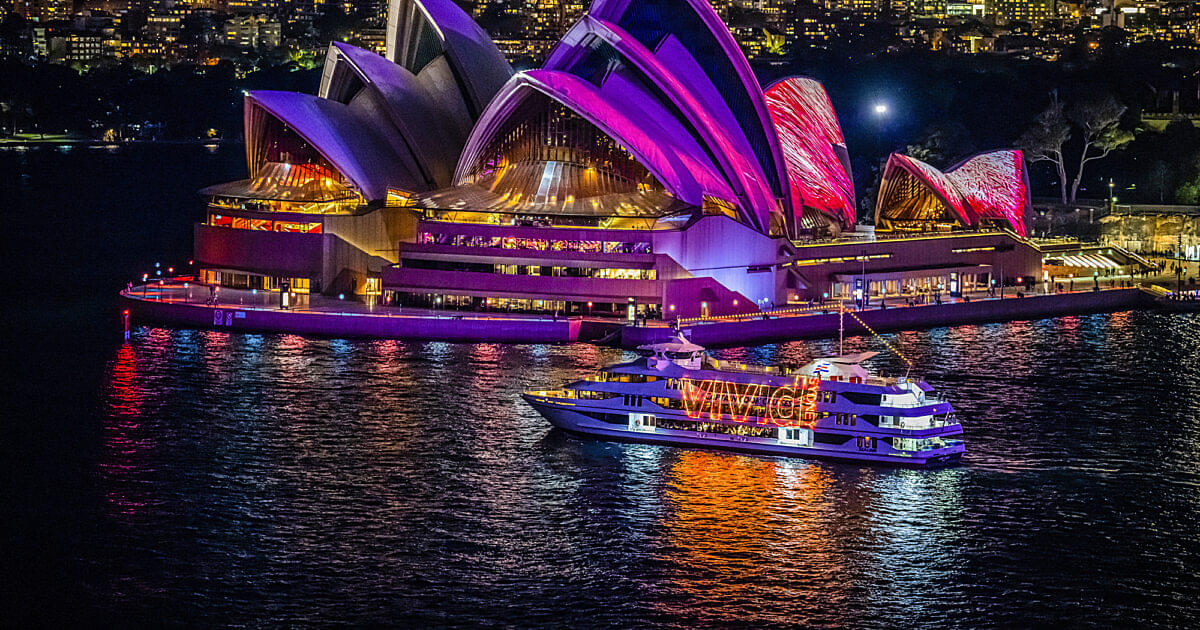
[{"left": 839, "top": 301, "right": 844, "bottom": 357}]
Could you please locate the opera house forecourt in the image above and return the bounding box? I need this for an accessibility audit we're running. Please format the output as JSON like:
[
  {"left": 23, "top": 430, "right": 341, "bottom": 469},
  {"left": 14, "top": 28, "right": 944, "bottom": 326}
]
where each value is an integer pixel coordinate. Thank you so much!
[{"left": 178, "top": 0, "right": 1050, "bottom": 328}]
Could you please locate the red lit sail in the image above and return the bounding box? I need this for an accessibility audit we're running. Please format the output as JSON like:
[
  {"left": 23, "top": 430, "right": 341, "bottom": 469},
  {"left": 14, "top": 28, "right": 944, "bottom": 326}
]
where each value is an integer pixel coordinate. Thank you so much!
[
  {"left": 763, "top": 77, "right": 856, "bottom": 231},
  {"left": 875, "top": 150, "right": 1031, "bottom": 237}
]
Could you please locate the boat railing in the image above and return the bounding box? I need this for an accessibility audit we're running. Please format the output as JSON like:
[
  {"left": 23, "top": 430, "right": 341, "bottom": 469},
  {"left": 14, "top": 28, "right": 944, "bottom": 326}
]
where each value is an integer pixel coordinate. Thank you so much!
[
  {"left": 817, "top": 374, "right": 912, "bottom": 387},
  {"left": 703, "top": 358, "right": 786, "bottom": 375},
  {"left": 887, "top": 396, "right": 943, "bottom": 408},
  {"left": 878, "top": 413, "right": 956, "bottom": 429}
]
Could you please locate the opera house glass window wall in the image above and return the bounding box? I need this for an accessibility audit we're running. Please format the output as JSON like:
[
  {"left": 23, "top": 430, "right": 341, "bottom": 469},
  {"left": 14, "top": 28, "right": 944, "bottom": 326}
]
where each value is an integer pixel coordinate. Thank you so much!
[{"left": 191, "top": 0, "right": 1041, "bottom": 319}]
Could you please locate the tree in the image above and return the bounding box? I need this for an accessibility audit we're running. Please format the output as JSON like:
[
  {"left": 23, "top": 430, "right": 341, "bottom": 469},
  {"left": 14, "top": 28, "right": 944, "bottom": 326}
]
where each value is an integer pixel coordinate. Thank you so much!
[
  {"left": 1175, "top": 155, "right": 1200, "bottom": 205},
  {"left": 1066, "top": 94, "right": 1133, "bottom": 202},
  {"left": 1148, "top": 161, "right": 1171, "bottom": 203},
  {"left": 903, "top": 121, "right": 972, "bottom": 167},
  {"left": 1019, "top": 92, "right": 1133, "bottom": 204},
  {"left": 1019, "top": 93, "right": 1071, "bottom": 203}
]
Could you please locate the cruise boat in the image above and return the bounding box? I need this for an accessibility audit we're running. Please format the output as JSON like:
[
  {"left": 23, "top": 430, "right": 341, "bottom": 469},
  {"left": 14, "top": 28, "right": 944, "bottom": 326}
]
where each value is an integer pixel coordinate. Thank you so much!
[{"left": 522, "top": 336, "right": 964, "bottom": 466}]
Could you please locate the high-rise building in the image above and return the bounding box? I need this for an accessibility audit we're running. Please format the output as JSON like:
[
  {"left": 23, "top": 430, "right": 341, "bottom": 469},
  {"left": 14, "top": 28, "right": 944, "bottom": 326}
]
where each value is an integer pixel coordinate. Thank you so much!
[
  {"left": 65, "top": 31, "right": 105, "bottom": 60},
  {"left": 226, "top": 0, "right": 279, "bottom": 15},
  {"left": 224, "top": 14, "right": 281, "bottom": 48},
  {"left": 946, "top": 1, "right": 986, "bottom": 17},
  {"left": 987, "top": 0, "right": 1055, "bottom": 24},
  {"left": 823, "top": 0, "right": 887, "bottom": 12},
  {"left": 144, "top": 13, "right": 182, "bottom": 42},
  {"left": 524, "top": 0, "right": 586, "bottom": 42},
  {"left": 17, "top": 0, "right": 74, "bottom": 22},
  {"left": 907, "top": 0, "right": 948, "bottom": 18}
]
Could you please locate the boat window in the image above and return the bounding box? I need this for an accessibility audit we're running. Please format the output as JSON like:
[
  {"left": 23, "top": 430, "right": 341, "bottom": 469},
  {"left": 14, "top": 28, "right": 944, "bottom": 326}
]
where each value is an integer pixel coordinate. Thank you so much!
[
  {"left": 651, "top": 397, "right": 681, "bottom": 409},
  {"left": 654, "top": 417, "right": 778, "bottom": 439},
  {"left": 578, "top": 390, "right": 618, "bottom": 400},
  {"left": 840, "top": 391, "right": 883, "bottom": 406},
  {"left": 578, "top": 411, "right": 626, "bottom": 424}
]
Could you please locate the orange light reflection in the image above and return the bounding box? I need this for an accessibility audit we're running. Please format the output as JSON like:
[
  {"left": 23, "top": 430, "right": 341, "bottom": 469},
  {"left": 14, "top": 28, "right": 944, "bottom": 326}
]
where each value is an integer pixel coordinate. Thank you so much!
[{"left": 654, "top": 451, "right": 844, "bottom": 623}]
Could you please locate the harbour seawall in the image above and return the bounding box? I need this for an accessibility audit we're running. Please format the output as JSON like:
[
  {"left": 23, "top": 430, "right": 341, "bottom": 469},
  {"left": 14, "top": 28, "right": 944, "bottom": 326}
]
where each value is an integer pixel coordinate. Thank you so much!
[
  {"left": 122, "top": 294, "right": 582, "bottom": 344},
  {"left": 124, "top": 287, "right": 1157, "bottom": 346},
  {"left": 620, "top": 289, "right": 1158, "bottom": 348}
]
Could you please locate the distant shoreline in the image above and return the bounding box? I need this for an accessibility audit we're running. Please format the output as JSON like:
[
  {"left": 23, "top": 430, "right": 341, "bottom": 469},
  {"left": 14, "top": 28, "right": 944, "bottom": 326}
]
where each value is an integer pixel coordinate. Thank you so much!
[{"left": 0, "top": 137, "right": 242, "bottom": 148}]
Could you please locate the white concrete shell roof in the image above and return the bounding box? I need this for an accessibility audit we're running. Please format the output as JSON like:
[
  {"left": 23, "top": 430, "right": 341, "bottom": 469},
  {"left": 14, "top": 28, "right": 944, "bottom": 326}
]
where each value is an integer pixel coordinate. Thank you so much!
[
  {"left": 244, "top": 91, "right": 420, "bottom": 201},
  {"left": 318, "top": 41, "right": 463, "bottom": 189},
  {"left": 385, "top": 0, "right": 512, "bottom": 118},
  {"left": 455, "top": 70, "right": 739, "bottom": 208},
  {"left": 543, "top": 15, "right": 779, "bottom": 232},
  {"left": 588, "top": 0, "right": 790, "bottom": 213}
]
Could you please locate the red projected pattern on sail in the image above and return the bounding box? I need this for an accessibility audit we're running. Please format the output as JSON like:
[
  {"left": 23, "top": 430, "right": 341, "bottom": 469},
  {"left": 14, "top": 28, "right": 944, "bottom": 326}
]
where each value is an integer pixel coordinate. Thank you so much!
[
  {"left": 879, "top": 150, "right": 1030, "bottom": 236},
  {"left": 945, "top": 150, "right": 1029, "bottom": 237},
  {"left": 763, "top": 77, "right": 855, "bottom": 229},
  {"left": 890, "top": 154, "right": 970, "bottom": 225}
]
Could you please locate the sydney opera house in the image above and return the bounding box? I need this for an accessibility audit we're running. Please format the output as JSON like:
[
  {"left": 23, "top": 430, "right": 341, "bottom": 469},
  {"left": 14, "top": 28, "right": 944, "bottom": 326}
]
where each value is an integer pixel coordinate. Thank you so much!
[{"left": 193, "top": 0, "right": 1041, "bottom": 320}]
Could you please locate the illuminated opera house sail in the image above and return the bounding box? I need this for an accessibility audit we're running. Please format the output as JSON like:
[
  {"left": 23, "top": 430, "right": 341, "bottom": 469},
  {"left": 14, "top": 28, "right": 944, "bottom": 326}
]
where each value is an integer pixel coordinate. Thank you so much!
[
  {"left": 763, "top": 77, "right": 856, "bottom": 236},
  {"left": 191, "top": 0, "right": 1041, "bottom": 319},
  {"left": 875, "top": 150, "right": 1031, "bottom": 238},
  {"left": 195, "top": 0, "right": 512, "bottom": 297}
]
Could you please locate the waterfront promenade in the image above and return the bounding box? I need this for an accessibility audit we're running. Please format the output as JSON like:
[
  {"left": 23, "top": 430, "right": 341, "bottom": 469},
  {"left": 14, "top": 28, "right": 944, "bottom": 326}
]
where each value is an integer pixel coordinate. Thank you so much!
[
  {"left": 122, "top": 276, "right": 1179, "bottom": 346},
  {"left": 628, "top": 288, "right": 1159, "bottom": 347},
  {"left": 121, "top": 280, "right": 586, "bottom": 344}
]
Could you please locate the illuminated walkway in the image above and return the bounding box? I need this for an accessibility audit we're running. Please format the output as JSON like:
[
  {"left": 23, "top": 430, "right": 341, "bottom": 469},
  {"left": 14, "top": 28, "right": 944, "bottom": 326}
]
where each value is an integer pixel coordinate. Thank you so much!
[
  {"left": 127, "top": 279, "right": 587, "bottom": 322},
  {"left": 122, "top": 277, "right": 1175, "bottom": 347}
]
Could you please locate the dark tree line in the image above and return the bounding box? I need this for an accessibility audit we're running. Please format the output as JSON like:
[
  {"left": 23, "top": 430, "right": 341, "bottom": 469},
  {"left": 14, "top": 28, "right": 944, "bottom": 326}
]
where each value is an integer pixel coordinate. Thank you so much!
[
  {"left": 6, "top": 12, "right": 1200, "bottom": 206},
  {"left": 0, "top": 57, "right": 322, "bottom": 140},
  {"left": 759, "top": 35, "right": 1200, "bottom": 211}
]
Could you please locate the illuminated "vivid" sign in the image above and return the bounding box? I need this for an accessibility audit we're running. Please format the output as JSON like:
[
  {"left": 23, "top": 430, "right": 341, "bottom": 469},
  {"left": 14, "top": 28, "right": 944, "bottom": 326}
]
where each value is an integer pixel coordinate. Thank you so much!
[{"left": 680, "top": 377, "right": 819, "bottom": 426}]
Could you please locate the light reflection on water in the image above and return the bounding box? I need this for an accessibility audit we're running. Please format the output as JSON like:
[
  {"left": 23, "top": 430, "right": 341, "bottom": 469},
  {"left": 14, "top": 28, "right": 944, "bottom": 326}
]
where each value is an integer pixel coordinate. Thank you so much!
[{"left": 91, "top": 312, "right": 1200, "bottom": 626}]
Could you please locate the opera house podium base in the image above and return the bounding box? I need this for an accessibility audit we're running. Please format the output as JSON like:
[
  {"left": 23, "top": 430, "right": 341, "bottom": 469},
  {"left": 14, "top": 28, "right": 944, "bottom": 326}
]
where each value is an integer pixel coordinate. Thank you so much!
[{"left": 120, "top": 280, "right": 1157, "bottom": 347}]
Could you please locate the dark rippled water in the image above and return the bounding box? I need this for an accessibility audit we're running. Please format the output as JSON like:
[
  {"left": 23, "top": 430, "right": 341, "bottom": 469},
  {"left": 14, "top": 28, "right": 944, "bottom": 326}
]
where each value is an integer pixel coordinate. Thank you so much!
[{"left": 6, "top": 146, "right": 1200, "bottom": 627}]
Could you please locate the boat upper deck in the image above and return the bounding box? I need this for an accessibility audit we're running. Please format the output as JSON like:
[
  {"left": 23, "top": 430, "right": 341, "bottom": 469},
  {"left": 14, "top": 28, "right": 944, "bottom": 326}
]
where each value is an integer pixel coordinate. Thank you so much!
[{"left": 589, "top": 357, "right": 934, "bottom": 395}]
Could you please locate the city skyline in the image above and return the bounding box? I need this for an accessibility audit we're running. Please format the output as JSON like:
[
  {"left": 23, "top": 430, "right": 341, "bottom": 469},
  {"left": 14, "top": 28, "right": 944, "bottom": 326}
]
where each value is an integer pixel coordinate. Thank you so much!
[{"left": 3, "top": 0, "right": 1198, "bottom": 67}]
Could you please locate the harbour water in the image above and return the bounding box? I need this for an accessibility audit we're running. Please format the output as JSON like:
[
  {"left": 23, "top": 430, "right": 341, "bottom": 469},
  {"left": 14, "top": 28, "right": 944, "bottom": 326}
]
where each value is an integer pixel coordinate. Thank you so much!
[{"left": 6, "top": 145, "right": 1200, "bottom": 626}]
